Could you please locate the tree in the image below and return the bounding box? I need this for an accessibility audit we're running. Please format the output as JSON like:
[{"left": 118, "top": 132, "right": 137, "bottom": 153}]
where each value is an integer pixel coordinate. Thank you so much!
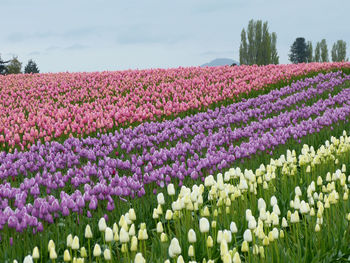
[
  {"left": 239, "top": 19, "right": 278, "bottom": 65},
  {"left": 6, "top": 56, "right": 22, "bottom": 74},
  {"left": 331, "top": 40, "right": 348, "bottom": 62},
  {"left": 306, "top": 41, "right": 313, "bottom": 62},
  {"left": 0, "top": 55, "right": 10, "bottom": 75},
  {"left": 24, "top": 59, "right": 40, "bottom": 74},
  {"left": 270, "top": 32, "right": 279, "bottom": 64},
  {"left": 239, "top": 29, "right": 248, "bottom": 65},
  {"left": 261, "top": 21, "right": 271, "bottom": 65},
  {"left": 289, "top": 37, "right": 308, "bottom": 64},
  {"left": 320, "top": 39, "right": 329, "bottom": 62},
  {"left": 314, "top": 42, "right": 321, "bottom": 62}
]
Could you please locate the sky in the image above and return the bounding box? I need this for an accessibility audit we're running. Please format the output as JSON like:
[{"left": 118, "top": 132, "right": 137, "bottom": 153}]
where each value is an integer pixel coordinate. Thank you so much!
[{"left": 0, "top": 0, "right": 349, "bottom": 73}]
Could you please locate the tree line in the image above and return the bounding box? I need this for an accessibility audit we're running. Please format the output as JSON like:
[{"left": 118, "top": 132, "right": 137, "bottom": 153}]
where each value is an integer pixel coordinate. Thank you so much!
[
  {"left": 289, "top": 38, "right": 348, "bottom": 63},
  {"left": 239, "top": 19, "right": 348, "bottom": 65},
  {"left": 0, "top": 55, "right": 39, "bottom": 75}
]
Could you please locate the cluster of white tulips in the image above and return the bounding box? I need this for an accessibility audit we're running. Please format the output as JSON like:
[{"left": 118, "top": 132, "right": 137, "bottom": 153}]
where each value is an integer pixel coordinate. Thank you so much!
[{"left": 19, "top": 131, "right": 350, "bottom": 262}]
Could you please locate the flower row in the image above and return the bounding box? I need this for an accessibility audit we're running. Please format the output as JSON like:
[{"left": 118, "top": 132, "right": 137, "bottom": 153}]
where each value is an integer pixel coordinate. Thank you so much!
[
  {"left": 1, "top": 62, "right": 350, "bottom": 150},
  {"left": 13, "top": 130, "right": 350, "bottom": 262},
  {"left": 1, "top": 72, "right": 350, "bottom": 234}
]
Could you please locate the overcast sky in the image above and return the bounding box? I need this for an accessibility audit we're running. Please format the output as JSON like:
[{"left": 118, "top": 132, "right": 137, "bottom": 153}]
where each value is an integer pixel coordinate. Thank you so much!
[{"left": 1, "top": 0, "right": 349, "bottom": 73}]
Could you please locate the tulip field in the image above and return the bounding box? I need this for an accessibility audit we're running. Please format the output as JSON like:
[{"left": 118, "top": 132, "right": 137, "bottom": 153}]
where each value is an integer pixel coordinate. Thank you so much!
[{"left": 1, "top": 62, "right": 350, "bottom": 262}]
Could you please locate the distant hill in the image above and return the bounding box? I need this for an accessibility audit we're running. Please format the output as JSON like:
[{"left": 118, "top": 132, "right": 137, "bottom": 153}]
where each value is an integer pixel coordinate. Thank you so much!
[{"left": 201, "top": 58, "right": 239, "bottom": 67}]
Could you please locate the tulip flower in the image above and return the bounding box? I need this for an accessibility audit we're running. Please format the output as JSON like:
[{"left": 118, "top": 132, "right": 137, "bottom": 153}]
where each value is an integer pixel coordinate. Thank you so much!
[
  {"left": 188, "top": 229, "right": 197, "bottom": 243},
  {"left": 93, "top": 244, "right": 101, "bottom": 257},
  {"left": 169, "top": 238, "right": 181, "bottom": 258},
  {"left": 199, "top": 218, "right": 210, "bottom": 233},
  {"left": 104, "top": 249, "right": 111, "bottom": 261},
  {"left": 85, "top": 224, "right": 93, "bottom": 239},
  {"left": 23, "top": 256, "right": 33, "bottom": 263},
  {"left": 63, "top": 250, "right": 71, "bottom": 262},
  {"left": 98, "top": 218, "right": 107, "bottom": 232},
  {"left": 105, "top": 227, "right": 113, "bottom": 243},
  {"left": 32, "top": 247, "right": 39, "bottom": 260},
  {"left": 134, "top": 253, "right": 146, "bottom": 263},
  {"left": 72, "top": 236, "right": 79, "bottom": 250}
]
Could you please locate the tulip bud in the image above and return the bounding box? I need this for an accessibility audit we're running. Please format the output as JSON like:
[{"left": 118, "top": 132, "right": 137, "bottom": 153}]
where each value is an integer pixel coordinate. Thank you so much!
[
  {"left": 230, "top": 221, "right": 238, "bottom": 233},
  {"left": 188, "top": 245, "right": 195, "bottom": 257},
  {"left": 23, "top": 256, "right": 33, "bottom": 263},
  {"left": 156, "top": 222, "right": 164, "bottom": 233},
  {"left": 98, "top": 218, "right": 107, "bottom": 232},
  {"left": 315, "top": 224, "right": 321, "bottom": 232},
  {"left": 232, "top": 252, "right": 241, "bottom": 263},
  {"left": 279, "top": 230, "right": 284, "bottom": 238},
  {"left": 157, "top": 193, "right": 165, "bottom": 205},
  {"left": 168, "top": 238, "right": 181, "bottom": 258},
  {"left": 167, "top": 184, "right": 175, "bottom": 196},
  {"left": 130, "top": 236, "right": 138, "bottom": 251},
  {"left": 121, "top": 243, "right": 128, "bottom": 253},
  {"left": 72, "top": 236, "right": 79, "bottom": 250},
  {"left": 177, "top": 255, "right": 185, "bottom": 263},
  {"left": 206, "top": 235, "right": 213, "bottom": 248},
  {"left": 93, "top": 244, "right": 101, "bottom": 257},
  {"left": 199, "top": 218, "right": 210, "bottom": 233},
  {"left": 120, "top": 227, "right": 130, "bottom": 243},
  {"left": 188, "top": 229, "right": 197, "bottom": 243},
  {"left": 135, "top": 253, "right": 146, "bottom": 263},
  {"left": 48, "top": 240, "right": 55, "bottom": 253},
  {"left": 128, "top": 208, "right": 136, "bottom": 221},
  {"left": 85, "top": 224, "right": 93, "bottom": 239},
  {"left": 241, "top": 241, "right": 249, "bottom": 252},
  {"left": 67, "top": 234, "right": 73, "bottom": 248},
  {"left": 263, "top": 236, "right": 269, "bottom": 246},
  {"left": 64, "top": 249, "right": 71, "bottom": 262},
  {"left": 134, "top": 252, "right": 146, "bottom": 263},
  {"left": 160, "top": 232, "right": 168, "bottom": 242},
  {"left": 49, "top": 248, "right": 57, "bottom": 260},
  {"left": 80, "top": 247, "right": 87, "bottom": 258},
  {"left": 165, "top": 210, "right": 173, "bottom": 220},
  {"left": 105, "top": 227, "right": 113, "bottom": 243},
  {"left": 104, "top": 248, "right": 111, "bottom": 260},
  {"left": 32, "top": 247, "right": 39, "bottom": 259},
  {"left": 243, "top": 229, "right": 252, "bottom": 242},
  {"left": 129, "top": 224, "right": 136, "bottom": 236}
]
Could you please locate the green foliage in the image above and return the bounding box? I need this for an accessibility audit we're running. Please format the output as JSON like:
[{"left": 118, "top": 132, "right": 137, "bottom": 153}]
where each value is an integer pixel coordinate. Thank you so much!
[
  {"left": 314, "top": 42, "right": 321, "bottom": 62},
  {"left": 331, "top": 40, "right": 348, "bottom": 62},
  {"left": 6, "top": 56, "right": 22, "bottom": 74},
  {"left": 24, "top": 59, "right": 40, "bottom": 74},
  {"left": 239, "top": 19, "right": 278, "bottom": 65},
  {"left": 289, "top": 37, "right": 308, "bottom": 64},
  {"left": 270, "top": 32, "right": 279, "bottom": 64},
  {"left": 320, "top": 39, "right": 329, "bottom": 62},
  {"left": 306, "top": 41, "right": 313, "bottom": 62},
  {"left": 239, "top": 29, "right": 248, "bottom": 65},
  {"left": 0, "top": 54, "right": 10, "bottom": 75}
]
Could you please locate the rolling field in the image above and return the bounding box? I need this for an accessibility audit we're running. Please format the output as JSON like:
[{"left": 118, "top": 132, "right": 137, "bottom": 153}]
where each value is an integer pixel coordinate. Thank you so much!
[{"left": 1, "top": 62, "right": 350, "bottom": 262}]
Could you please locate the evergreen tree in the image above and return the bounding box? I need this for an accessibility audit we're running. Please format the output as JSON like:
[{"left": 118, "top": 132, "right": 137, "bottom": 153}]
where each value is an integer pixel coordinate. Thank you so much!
[
  {"left": 6, "top": 56, "right": 22, "bottom": 74},
  {"left": 306, "top": 41, "right": 313, "bottom": 62},
  {"left": 24, "top": 59, "right": 40, "bottom": 74},
  {"left": 314, "top": 42, "right": 321, "bottom": 62},
  {"left": 0, "top": 55, "right": 10, "bottom": 75},
  {"left": 331, "top": 40, "right": 347, "bottom": 62},
  {"left": 320, "top": 39, "right": 329, "bottom": 62},
  {"left": 289, "top": 37, "right": 307, "bottom": 63}
]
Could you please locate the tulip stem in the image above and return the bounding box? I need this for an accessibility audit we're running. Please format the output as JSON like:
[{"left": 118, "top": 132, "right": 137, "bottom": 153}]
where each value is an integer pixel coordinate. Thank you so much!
[{"left": 88, "top": 239, "right": 92, "bottom": 263}]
